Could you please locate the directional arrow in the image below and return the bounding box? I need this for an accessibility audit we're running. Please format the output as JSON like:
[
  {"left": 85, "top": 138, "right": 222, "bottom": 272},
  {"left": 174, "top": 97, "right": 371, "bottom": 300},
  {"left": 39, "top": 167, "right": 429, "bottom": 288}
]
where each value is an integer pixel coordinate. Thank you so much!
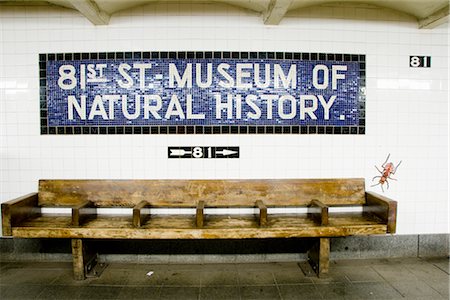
[
  {"left": 216, "top": 149, "right": 238, "bottom": 156},
  {"left": 169, "top": 149, "right": 192, "bottom": 156}
]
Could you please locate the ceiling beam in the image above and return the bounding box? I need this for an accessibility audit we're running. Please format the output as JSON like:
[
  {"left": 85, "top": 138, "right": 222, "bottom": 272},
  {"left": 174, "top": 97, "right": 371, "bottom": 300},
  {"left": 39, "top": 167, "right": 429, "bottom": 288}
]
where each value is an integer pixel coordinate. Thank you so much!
[
  {"left": 418, "top": 4, "right": 449, "bottom": 29},
  {"left": 68, "top": 0, "right": 110, "bottom": 25},
  {"left": 263, "top": 0, "right": 292, "bottom": 25}
]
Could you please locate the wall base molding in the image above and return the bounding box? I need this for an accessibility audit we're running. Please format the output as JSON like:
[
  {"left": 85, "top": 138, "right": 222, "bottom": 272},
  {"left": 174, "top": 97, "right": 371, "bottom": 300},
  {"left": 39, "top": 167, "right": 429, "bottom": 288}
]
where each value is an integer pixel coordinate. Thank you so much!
[{"left": 1, "top": 234, "right": 448, "bottom": 263}]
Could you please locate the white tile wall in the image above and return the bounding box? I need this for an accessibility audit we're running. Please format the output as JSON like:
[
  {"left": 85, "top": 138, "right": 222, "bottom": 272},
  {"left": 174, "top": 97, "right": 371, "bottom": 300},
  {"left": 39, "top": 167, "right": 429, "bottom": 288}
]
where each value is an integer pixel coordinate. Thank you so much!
[{"left": 0, "top": 3, "right": 448, "bottom": 235}]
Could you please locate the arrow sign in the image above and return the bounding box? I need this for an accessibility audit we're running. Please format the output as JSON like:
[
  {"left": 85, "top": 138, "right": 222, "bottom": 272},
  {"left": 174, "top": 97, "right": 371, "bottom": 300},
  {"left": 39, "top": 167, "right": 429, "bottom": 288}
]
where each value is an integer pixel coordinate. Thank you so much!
[
  {"left": 169, "top": 149, "right": 192, "bottom": 156},
  {"left": 168, "top": 146, "right": 239, "bottom": 159},
  {"left": 216, "top": 149, "right": 238, "bottom": 156}
]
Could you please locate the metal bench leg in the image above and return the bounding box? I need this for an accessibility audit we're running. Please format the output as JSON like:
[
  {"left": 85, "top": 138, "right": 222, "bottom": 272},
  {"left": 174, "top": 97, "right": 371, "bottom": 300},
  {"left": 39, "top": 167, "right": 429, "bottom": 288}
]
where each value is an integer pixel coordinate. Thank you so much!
[{"left": 307, "top": 237, "right": 330, "bottom": 277}]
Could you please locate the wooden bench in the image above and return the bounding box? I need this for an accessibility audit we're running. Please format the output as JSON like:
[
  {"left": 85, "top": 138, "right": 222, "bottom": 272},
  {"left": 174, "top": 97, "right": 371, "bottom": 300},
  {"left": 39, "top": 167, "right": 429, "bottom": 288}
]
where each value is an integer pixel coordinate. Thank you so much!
[{"left": 1, "top": 178, "right": 397, "bottom": 280}]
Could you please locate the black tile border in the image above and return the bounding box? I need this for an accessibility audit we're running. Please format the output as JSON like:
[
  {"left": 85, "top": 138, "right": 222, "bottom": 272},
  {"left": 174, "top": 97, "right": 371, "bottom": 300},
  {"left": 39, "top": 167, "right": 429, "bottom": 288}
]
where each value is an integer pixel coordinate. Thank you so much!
[{"left": 39, "top": 51, "right": 366, "bottom": 135}]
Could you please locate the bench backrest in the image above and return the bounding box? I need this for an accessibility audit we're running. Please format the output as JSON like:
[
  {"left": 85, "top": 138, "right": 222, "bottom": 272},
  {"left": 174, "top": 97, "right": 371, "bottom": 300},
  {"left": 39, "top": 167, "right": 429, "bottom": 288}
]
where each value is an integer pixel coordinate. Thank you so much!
[{"left": 38, "top": 179, "right": 366, "bottom": 207}]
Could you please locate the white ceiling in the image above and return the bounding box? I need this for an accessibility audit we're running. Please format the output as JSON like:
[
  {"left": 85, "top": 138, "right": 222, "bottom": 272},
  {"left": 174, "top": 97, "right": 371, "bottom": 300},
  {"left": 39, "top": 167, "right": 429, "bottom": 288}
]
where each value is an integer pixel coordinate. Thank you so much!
[{"left": 1, "top": 0, "right": 449, "bottom": 28}]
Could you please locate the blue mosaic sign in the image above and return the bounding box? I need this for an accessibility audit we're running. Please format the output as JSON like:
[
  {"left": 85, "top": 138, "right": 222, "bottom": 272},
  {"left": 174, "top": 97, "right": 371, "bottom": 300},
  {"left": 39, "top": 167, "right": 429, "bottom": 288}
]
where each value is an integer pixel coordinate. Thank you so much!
[{"left": 40, "top": 52, "right": 365, "bottom": 135}]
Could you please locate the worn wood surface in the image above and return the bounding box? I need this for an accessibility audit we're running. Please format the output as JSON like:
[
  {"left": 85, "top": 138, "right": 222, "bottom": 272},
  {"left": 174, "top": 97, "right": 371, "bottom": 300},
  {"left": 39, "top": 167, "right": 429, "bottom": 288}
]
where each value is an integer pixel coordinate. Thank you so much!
[
  {"left": 38, "top": 179, "right": 366, "bottom": 207},
  {"left": 72, "top": 239, "right": 85, "bottom": 280},
  {"left": 1, "top": 193, "right": 40, "bottom": 236},
  {"left": 308, "top": 199, "right": 329, "bottom": 226},
  {"left": 196, "top": 201, "right": 205, "bottom": 228},
  {"left": 364, "top": 191, "right": 397, "bottom": 233},
  {"left": 72, "top": 201, "right": 96, "bottom": 227},
  {"left": 256, "top": 200, "right": 268, "bottom": 227},
  {"left": 12, "top": 212, "right": 387, "bottom": 239},
  {"left": 132, "top": 201, "right": 150, "bottom": 228}
]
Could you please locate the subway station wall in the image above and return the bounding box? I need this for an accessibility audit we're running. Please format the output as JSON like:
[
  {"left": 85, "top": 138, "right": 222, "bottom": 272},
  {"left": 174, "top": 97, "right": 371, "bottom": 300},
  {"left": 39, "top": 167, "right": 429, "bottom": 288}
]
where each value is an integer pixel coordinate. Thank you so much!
[{"left": 0, "top": 3, "right": 448, "bottom": 235}]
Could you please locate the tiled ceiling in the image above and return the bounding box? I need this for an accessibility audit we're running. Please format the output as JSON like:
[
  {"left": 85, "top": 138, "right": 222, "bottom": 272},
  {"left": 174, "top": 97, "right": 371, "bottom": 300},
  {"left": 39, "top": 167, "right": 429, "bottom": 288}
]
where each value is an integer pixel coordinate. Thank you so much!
[{"left": 0, "top": 0, "right": 448, "bottom": 28}]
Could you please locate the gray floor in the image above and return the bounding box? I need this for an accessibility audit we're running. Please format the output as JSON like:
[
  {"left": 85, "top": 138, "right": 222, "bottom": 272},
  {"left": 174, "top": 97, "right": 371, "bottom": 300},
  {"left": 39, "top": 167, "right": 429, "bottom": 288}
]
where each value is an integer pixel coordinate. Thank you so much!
[{"left": 0, "top": 257, "right": 448, "bottom": 299}]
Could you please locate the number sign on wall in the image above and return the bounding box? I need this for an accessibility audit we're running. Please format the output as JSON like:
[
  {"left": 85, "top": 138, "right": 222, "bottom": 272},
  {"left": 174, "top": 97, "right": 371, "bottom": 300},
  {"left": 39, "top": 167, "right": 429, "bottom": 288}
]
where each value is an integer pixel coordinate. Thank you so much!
[{"left": 39, "top": 52, "right": 366, "bottom": 135}]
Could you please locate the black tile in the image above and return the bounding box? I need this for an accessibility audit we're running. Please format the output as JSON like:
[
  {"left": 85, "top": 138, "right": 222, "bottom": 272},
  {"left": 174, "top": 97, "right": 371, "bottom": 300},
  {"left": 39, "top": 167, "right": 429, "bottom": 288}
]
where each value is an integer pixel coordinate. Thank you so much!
[
  {"left": 275, "top": 126, "right": 282, "bottom": 134},
  {"left": 56, "top": 53, "right": 64, "bottom": 61},
  {"left": 125, "top": 52, "right": 132, "bottom": 59},
  {"left": 100, "top": 127, "right": 107, "bottom": 134},
  {"left": 250, "top": 52, "right": 258, "bottom": 59},
  {"left": 133, "top": 127, "right": 142, "bottom": 134},
  {"left": 336, "top": 54, "right": 343, "bottom": 61},
  {"left": 125, "top": 127, "right": 132, "bottom": 134},
  {"left": 266, "top": 126, "right": 273, "bottom": 134},
  {"left": 292, "top": 126, "right": 300, "bottom": 134},
  {"left": 214, "top": 51, "right": 221, "bottom": 59},
  {"left": 159, "top": 126, "right": 168, "bottom": 134},
  {"left": 360, "top": 62, "right": 366, "bottom": 69},
  {"left": 90, "top": 53, "right": 98, "bottom": 59},
  {"left": 327, "top": 54, "right": 334, "bottom": 60},
  {"left": 49, "top": 127, "right": 56, "bottom": 134},
  {"left": 249, "top": 126, "right": 256, "bottom": 133},
  {"left": 359, "top": 55, "right": 365, "bottom": 62},
  {"left": 318, "top": 126, "right": 325, "bottom": 134},
  {"left": 107, "top": 52, "right": 115, "bottom": 59},
  {"left": 143, "top": 52, "right": 151, "bottom": 59},
  {"left": 342, "top": 127, "right": 350, "bottom": 134},
  {"left": 300, "top": 126, "right": 308, "bottom": 134},
  {"left": 222, "top": 126, "right": 230, "bottom": 134},
  {"left": 40, "top": 70, "right": 46, "bottom": 77},
  {"left": 41, "top": 127, "right": 48, "bottom": 134},
  {"left": 74, "top": 127, "right": 81, "bottom": 134},
  {"left": 359, "top": 127, "right": 365, "bottom": 134},
  {"left": 187, "top": 51, "right": 195, "bottom": 59},
  {"left": 350, "top": 127, "right": 358, "bottom": 134},
  {"left": 239, "top": 126, "right": 248, "bottom": 134},
  {"left": 205, "top": 51, "right": 212, "bottom": 59},
  {"left": 257, "top": 126, "right": 265, "bottom": 134},
  {"left": 99, "top": 52, "right": 106, "bottom": 59},
  {"left": 232, "top": 52, "right": 239, "bottom": 59},
  {"left": 352, "top": 54, "right": 359, "bottom": 61},
  {"left": 344, "top": 54, "right": 351, "bottom": 61},
  {"left": 359, "top": 119, "right": 365, "bottom": 126},
  {"left": 142, "top": 127, "right": 150, "bottom": 134},
  {"left": 195, "top": 126, "right": 203, "bottom": 134},
  {"left": 308, "top": 126, "right": 317, "bottom": 134},
  {"left": 301, "top": 53, "right": 310, "bottom": 60},
  {"left": 285, "top": 53, "right": 293, "bottom": 59},
  {"left": 40, "top": 119, "right": 47, "bottom": 126},
  {"left": 176, "top": 126, "right": 185, "bottom": 134},
  {"left": 64, "top": 53, "right": 72, "bottom": 60},
  {"left": 267, "top": 52, "right": 275, "bottom": 59},
  {"left": 186, "top": 126, "right": 194, "bottom": 134},
  {"left": 40, "top": 110, "right": 47, "bottom": 118},
  {"left": 334, "top": 127, "right": 342, "bottom": 134},
  {"left": 39, "top": 53, "right": 46, "bottom": 61},
  {"left": 161, "top": 52, "right": 169, "bottom": 59},
  {"left": 241, "top": 52, "right": 249, "bottom": 59},
  {"left": 39, "top": 61, "right": 46, "bottom": 69},
  {"left": 151, "top": 52, "right": 159, "bottom": 59},
  {"left": 276, "top": 52, "right": 283, "bottom": 59},
  {"left": 195, "top": 52, "right": 204, "bottom": 59},
  {"left": 151, "top": 126, "right": 159, "bottom": 134},
  {"left": 116, "top": 127, "right": 124, "bottom": 134},
  {"left": 213, "top": 126, "right": 220, "bottom": 134},
  {"left": 283, "top": 126, "right": 290, "bottom": 134},
  {"left": 168, "top": 126, "right": 176, "bottom": 134},
  {"left": 319, "top": 53, "right": 326, "bottom": 60},
  {"left": 293, "top": 52, "right": 301, "bottom": 60},
  {"left": 204, "top": 126, "right": 212, "bottom": 134},
  {"left": 133, "top": 52, "right": 141, "bottom": 59},
  {"left": 326, "top": 126, "right": 333, "bottom": 134},
  {"left": 57, "top": 127, "right": 64, "bottom": 134},
  {"left": 311, "top": 53, "right": 318, "bottom": 60},
  {"left": 116, "top": 52, "right": 124, "bottom": 59},
  {"left": 108, "top": 127, "right": 116, "bottom": 134},
  {"left": 48, "top": 53, "right": 55, "bottom": 61},
  {"left": 258, "top": 52, "right": 267, "bottom": 59},
  {"left": 230, "top": 126, "right": 239, "bottom": 134},
  {"left": 90, "top": 127, "right": 99, "bottom": 134},
  {"left": 177, "top": 52, "right": 186, "bottom": 59}
]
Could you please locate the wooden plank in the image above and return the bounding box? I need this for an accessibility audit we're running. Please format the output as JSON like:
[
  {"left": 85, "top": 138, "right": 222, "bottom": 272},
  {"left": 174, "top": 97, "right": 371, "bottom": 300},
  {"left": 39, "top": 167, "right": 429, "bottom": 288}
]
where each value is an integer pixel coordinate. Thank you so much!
[
  {"left": 256, "top": 200, "right": 268, "bottom": 227},
  {"left": 71, "top": 239, "right": 85, "bottom": 280},
  {"left": 132, "top": 200, "right": 150, "bottom": 228},
  {"left": 1, "top": 193, "right": 39, "bottom": 236},
  {"left": 196, "top": 201, "right": 205, "bottom": 228},
  {"left": 308, "top": 199, "right": 329, "bottom": 226},
  {"left": 72, "top": 201, "right": 96, "bottom": 227},
  {"left": 364, "top": 192, "right": 397, "bottom": 233},
  {"left": 38, "top": 178, "right": 366, "bottom": 207}
]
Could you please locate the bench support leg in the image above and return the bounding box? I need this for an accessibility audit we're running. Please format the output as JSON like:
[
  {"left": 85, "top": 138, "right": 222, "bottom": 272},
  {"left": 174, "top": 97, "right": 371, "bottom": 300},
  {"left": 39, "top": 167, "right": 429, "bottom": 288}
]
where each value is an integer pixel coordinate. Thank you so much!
[
  {"left": 307, "top": 238, "right": 330, "bottom": 277},
  {"left": 72, "top": 239, "right": 107, "bottom": 280},
  {"left": 72, "top": 239, "right": 86, "bottom": 280}
]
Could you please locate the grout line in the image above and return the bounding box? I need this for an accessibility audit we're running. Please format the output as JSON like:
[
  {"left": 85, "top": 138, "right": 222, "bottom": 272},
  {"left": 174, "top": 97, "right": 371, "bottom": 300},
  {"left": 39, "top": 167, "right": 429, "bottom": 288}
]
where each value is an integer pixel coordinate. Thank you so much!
[
  {"left": 370, "top": 266, "right": 406, "bottom": 298},
  {"left": 272, "top": 272, "right": 284, "bottom": 300}
]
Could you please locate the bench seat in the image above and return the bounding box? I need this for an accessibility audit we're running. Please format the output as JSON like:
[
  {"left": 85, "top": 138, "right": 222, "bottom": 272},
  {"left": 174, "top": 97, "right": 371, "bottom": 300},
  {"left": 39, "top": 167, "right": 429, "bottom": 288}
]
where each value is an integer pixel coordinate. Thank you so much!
[{"left": 12, "top": 212, "right": 387, "bottom": 239}]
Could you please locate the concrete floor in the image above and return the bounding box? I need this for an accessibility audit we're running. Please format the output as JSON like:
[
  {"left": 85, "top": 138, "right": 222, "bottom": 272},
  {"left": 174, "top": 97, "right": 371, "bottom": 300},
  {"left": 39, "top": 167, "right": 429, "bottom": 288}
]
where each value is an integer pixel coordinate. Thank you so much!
[{"left": 0, "top": 257, "right": 448, "bottom": 299}]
